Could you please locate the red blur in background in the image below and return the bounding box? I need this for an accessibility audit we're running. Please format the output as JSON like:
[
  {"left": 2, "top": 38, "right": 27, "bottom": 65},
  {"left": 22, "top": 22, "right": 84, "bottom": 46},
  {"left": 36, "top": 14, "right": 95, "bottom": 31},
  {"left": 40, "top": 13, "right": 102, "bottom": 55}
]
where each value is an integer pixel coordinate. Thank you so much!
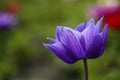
[
  {"left": 5, "top": 0, "right": 20, "bottom": 14},
  {"left": 104, "top": 7, "right": 120, "bottom": 30}
]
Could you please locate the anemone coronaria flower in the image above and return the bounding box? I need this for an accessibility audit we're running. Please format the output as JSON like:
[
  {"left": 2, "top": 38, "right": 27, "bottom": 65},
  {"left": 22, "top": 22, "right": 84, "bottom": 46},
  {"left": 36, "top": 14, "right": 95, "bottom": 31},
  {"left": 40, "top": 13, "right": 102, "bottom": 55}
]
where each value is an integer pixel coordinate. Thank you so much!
[
  {"left": 0, "top": 12, "right": 17, "bottom": 29},
  {"left": 44, "top": 17, "right": 108, "bottom": 64},
  {"left": 0, "top": 0, "right": 19, "bottom": 29}
]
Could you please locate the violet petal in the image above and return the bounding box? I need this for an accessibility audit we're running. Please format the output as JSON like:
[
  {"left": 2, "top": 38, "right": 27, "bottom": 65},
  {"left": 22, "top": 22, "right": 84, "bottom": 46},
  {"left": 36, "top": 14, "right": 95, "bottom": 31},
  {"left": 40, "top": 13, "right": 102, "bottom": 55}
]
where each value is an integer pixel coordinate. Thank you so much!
[
  {"left": 56, "top": 26, "right": 63, "bottom": 41},
  {"left": 95, "top": 17, "right": 103, "bottom": 33},
  {"left": 75, "top": 22, "right": 87, "bottom": 32},
  {"left": 47, "top": 37, "right": 56, "bottom": 43},
  {"left": 100, "top": 24, "right": 108, "bottom": 54},
  {"left": 87, "top": 34, "right": 103, "bottom": 58},
  {"left": 82, "top": 19, "right": 96, "bottom": 49},
  {"left": 44, "top": 42, "right": 76, "bottom": 64},
  {"left": 60, "top": 29, "right": 86, "bottom": 59}
]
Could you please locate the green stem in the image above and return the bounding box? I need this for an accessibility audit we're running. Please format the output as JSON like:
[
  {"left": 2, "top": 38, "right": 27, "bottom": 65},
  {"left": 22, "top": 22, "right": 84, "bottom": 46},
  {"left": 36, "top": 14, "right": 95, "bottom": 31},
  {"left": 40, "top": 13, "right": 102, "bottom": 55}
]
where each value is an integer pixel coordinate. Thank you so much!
[{"left": 83, "top": 59, "right": 88, "bottom": 80}]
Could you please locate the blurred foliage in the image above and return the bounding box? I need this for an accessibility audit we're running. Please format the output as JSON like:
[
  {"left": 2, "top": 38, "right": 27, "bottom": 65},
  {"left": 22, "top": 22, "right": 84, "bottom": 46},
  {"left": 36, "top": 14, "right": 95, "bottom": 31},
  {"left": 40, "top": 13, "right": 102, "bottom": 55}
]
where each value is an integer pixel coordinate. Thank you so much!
[{"left": 0, "top": 0, "right": 120, "bottom": 80}]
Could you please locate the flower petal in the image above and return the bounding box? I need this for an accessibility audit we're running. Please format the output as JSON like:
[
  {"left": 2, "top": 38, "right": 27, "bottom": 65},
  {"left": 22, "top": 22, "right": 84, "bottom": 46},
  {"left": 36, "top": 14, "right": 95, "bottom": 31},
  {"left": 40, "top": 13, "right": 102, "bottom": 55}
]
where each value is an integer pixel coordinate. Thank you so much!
[
  {"left": 0, "top": 12, "right": 16, "bottom": 27},
  {"left": 87, "top": 18, "right": 95, "bottom": 26},
  {"left": 44, "top": 42, "right": 76, "bottom": 64},
  {"left": 47, "top": 37, "right": 56, "bottom": 43},
  {"left": 102, "top": 24, "right": 108, "bottom": 44},
  {"left": 60, "top": 29, "right": 86, "bottom": 59},
  {"left": 82, "top": 18, "right": 96, "bottom": 49},
  {"left": 75, "top": 22, "right": 87, "bottom": 32},
  {"left": 56, "top": 26, "right": 63, "bottom": 41},
  {"left": 80, "top": 36, "right": 86, "bottom": 53},
  {"left": 86, "top": 34, "right": 103, "bottom": 59},
  {"left": 100, "top": 24, "right": 108, "bottom": 54},
  {"left": 95, "top": 17, "right": 104, "bottom": 33}
]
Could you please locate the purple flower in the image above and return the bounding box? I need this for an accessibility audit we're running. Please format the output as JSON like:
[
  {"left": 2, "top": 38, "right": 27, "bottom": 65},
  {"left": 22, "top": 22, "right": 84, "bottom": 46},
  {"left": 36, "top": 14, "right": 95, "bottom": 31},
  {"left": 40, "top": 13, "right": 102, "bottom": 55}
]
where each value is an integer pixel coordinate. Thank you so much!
[
  {"left": 0, "top": 12, "right": 17, "bottom": 29},
  {"left": 44, "top": 17, "right": 108, "bottom": 64}
]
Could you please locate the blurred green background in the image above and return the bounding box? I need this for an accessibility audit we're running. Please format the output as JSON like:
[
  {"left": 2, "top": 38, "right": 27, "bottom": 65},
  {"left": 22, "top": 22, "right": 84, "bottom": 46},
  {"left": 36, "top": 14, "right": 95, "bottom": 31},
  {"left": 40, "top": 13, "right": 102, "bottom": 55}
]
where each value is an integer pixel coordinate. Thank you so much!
[{"left": 0, "top": 0, "right": 120, "bottom": 80}]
